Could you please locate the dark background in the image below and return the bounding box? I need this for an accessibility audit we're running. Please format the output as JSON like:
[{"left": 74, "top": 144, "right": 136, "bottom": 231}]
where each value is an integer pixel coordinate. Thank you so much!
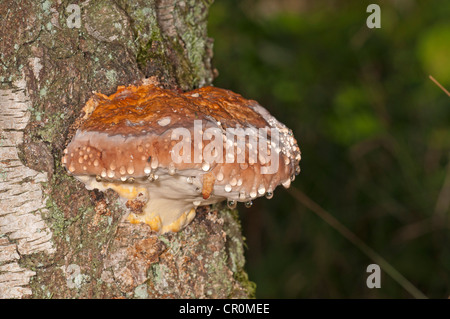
[{"left": 208, "top": 0, "right": 450, "bottom": 298}]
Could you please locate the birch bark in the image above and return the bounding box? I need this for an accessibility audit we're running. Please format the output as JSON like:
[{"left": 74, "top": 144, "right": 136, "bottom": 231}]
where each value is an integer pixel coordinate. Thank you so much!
[{"left": 0, "top": 0, "right": 254, "bottom": 299}]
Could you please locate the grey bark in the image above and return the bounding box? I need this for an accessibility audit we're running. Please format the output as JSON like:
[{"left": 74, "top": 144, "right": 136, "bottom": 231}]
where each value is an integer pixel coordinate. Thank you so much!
[{"left": 0, "top": 0, "right": 254, "bottom": 298}]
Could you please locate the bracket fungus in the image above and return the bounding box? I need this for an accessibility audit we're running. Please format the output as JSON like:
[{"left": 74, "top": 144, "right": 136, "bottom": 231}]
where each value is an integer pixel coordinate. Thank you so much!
[{"left": 62, "top": 83, "right": 301, "bottom": 233}]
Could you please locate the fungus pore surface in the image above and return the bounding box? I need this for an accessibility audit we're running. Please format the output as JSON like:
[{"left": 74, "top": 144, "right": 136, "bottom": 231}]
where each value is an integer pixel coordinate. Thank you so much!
[{"left": 62, "top": 83, "right": 301, "bottom": 233}]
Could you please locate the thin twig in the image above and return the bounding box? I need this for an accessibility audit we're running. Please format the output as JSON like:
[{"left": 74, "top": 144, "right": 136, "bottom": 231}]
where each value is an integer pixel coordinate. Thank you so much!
[
  {"left": 429, "top": 75, "right": 450, "bottom": 97},
  {"left": 288, "top": 187, "right": 428, "bottom": 299}
]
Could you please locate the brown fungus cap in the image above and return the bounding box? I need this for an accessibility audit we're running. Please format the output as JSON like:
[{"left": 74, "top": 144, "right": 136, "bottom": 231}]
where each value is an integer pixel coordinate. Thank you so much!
[{"left": 62, "top": 83, "right": 301, "bottom": 233}]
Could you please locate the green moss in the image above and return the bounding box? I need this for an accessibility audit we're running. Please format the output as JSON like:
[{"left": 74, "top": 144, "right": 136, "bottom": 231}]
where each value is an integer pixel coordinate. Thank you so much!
[
  {"left": 105, "top": 69, "right": 118, "bottom": 87},
  {"left": 39, "top": 87, "right": 47, "bottom": 97},
  {"left": 234, "top": 268, "right": 257, "bottom": 299},
  {"left": 219, "top": 206, "right": 257, "bottom": 298},
  {"left": 41, "top": 0, "right": 52, "bottom": 12},
  {"left": 173, "top": 0, "right": 213, "bottom": 88},
  {"left": 36, "top": 112, "right": 66, "bottom": 144},
  {"left": 150, "top": 263, "right": 170, "bottom": 288},
  {"left": 44, "top": 192, "right": 86, "bottom": 239},
  {"left": 129, "top": 3, "right": 173, "bottom": 80},
  {"left": 134, "top": 284, "right": 149, "bottom": 299}
]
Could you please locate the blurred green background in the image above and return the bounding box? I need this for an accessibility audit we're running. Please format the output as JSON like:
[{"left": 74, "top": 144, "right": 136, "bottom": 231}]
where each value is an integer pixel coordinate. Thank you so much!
[{"left": 208, "top": 0, "right": 450, "bottom": 298}]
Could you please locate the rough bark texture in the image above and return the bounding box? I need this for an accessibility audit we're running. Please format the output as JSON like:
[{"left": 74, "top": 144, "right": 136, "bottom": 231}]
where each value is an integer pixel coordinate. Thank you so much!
[{"left": 0, "top": 0, "right": 255, "bottom": 298}]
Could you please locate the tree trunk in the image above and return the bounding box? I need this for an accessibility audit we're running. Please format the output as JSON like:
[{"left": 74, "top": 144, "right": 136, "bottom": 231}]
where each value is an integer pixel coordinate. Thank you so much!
[{"left": 0, "top": 0, "right": 254, "bottom": 298}]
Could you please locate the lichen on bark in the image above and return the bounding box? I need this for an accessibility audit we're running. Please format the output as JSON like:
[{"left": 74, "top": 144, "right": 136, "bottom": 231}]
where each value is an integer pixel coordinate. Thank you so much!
[{"left": 0, "top": 0, "right": 254, "bottom": 298}]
